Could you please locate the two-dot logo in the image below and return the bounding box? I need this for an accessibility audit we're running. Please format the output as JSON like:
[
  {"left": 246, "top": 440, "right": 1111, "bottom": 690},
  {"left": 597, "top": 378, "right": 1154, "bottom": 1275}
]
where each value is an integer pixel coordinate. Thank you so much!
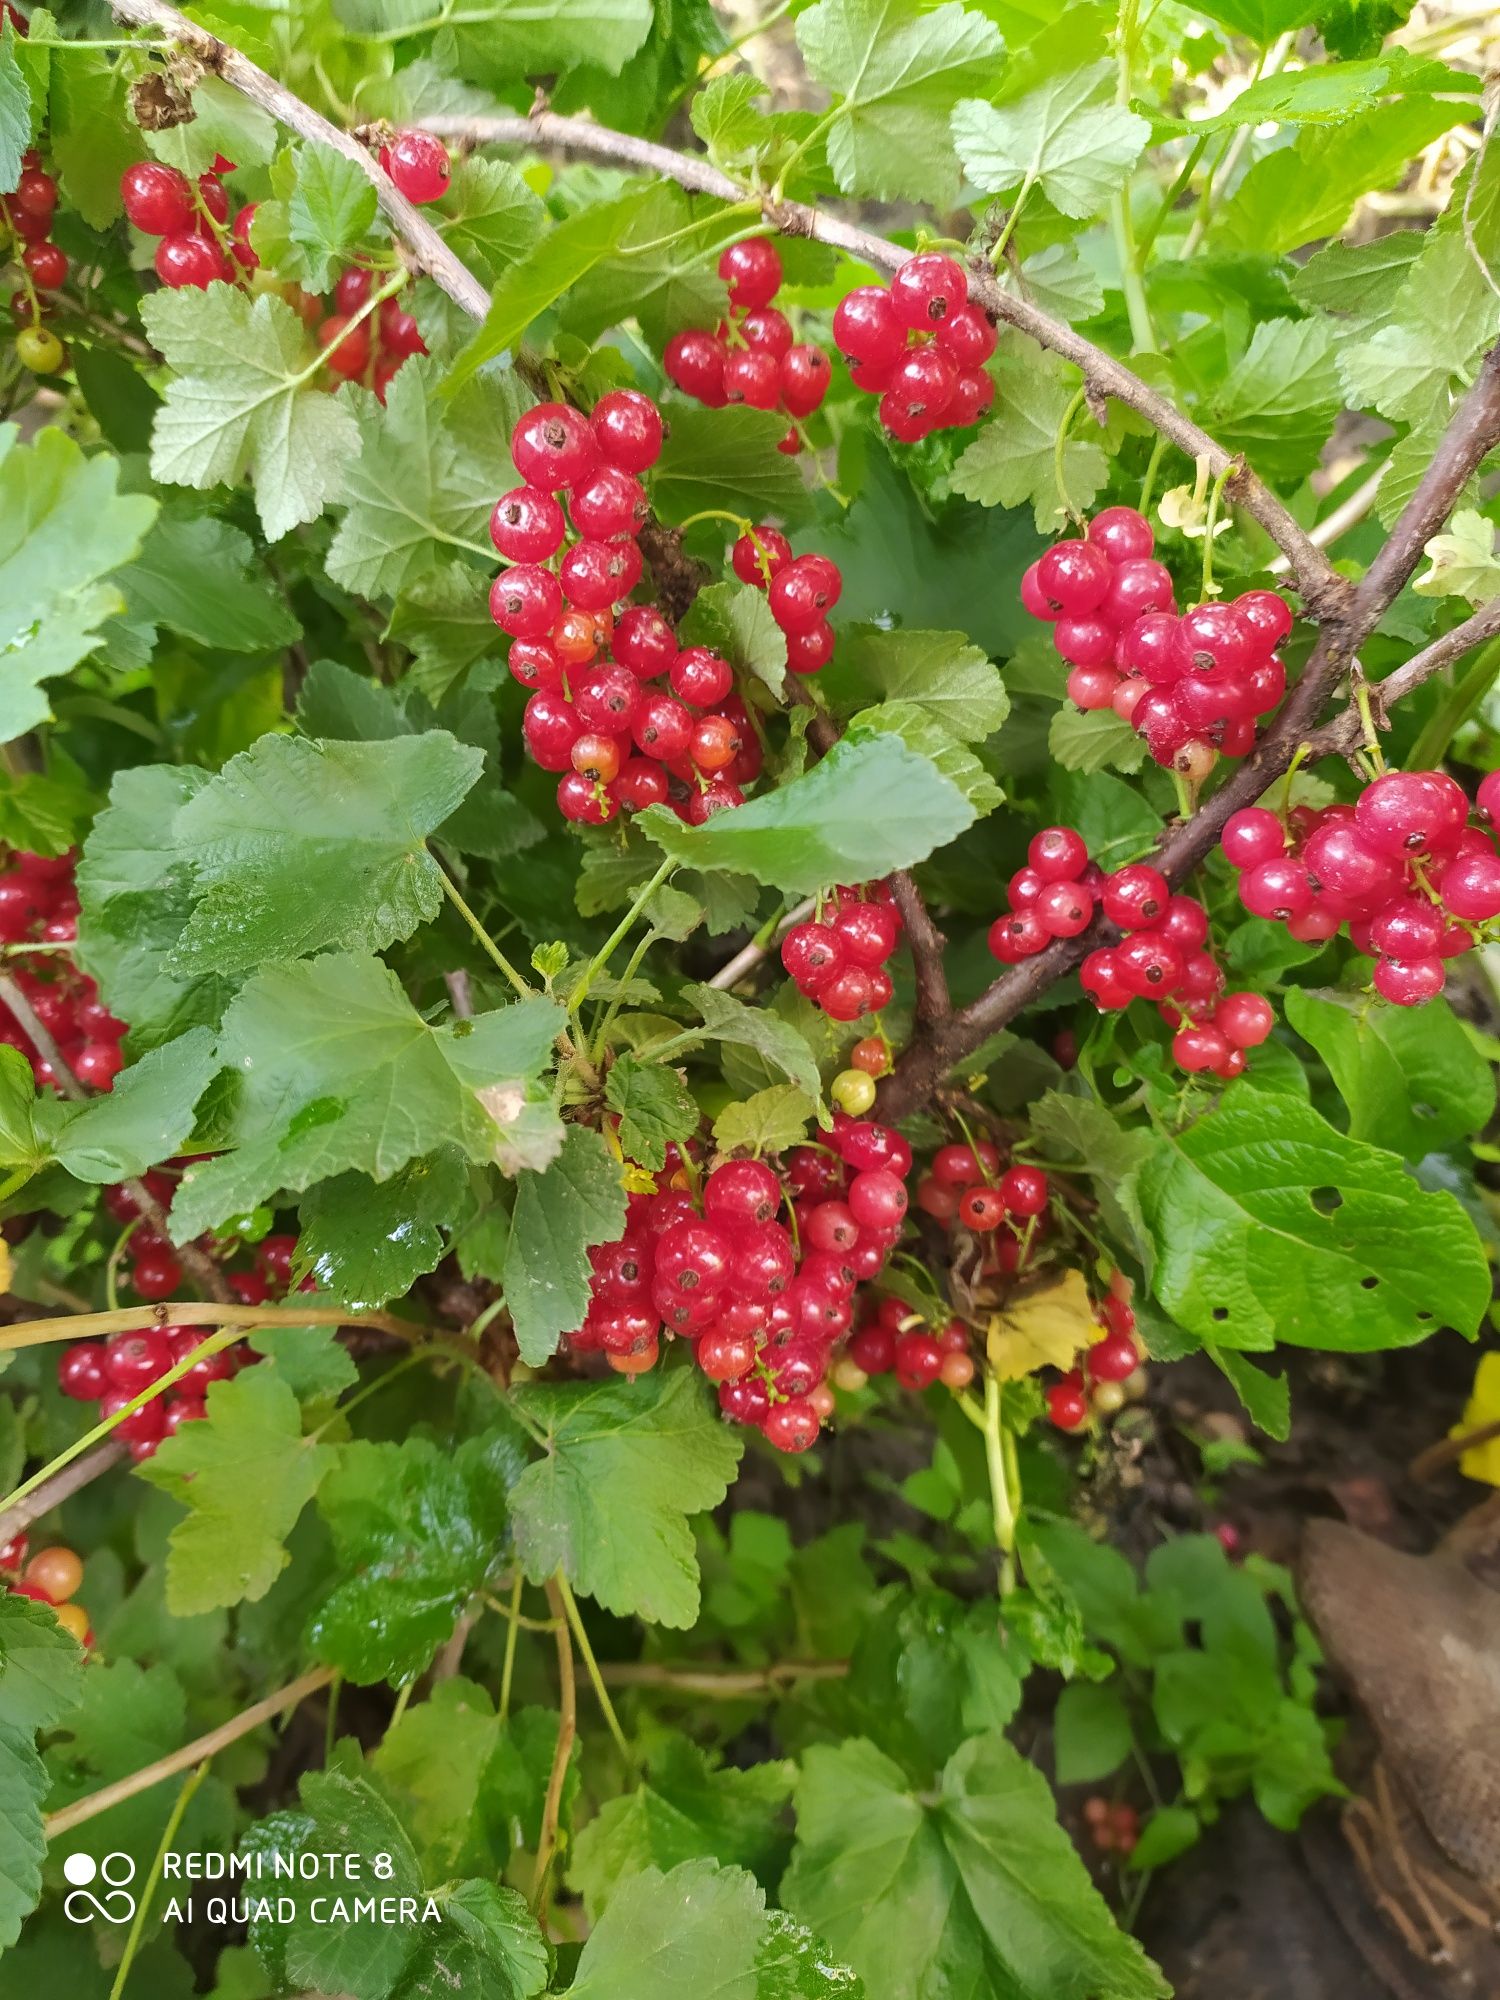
[{"left": 63, "top": 1852, "right": 137, "bottom": 1924}]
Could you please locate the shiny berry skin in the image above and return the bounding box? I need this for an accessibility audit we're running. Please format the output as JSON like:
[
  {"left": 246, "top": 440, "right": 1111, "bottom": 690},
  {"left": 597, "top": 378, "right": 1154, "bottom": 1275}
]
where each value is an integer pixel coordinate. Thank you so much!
[
  {"left": 99, "top": 1388, "right": 167, "bottom": 1446},
  {"left": 890, "top": 252, "right": 967, "bottom": 329},
  {"left": 1028, "top": 825, "right": 1089, "bottom": 882},
  {"left": 1355, "top": 768, "right": 1469, "bottom": 859},
  {"left": 664, "top": 329, "right": 727, "bottom": 403},
  {"left": 1087, "top": 1328, "right": 1140, "bottom": 1383},
  {"left": 1302, "top": 820, "right": 1404, "bottom": 906},
  {"left": 1369, "top": 895, "right": 1445, "bottom": 958},
  {"left": 738, "top": 305, "right": 791, "bottom": 358},
  {"left": 889, "top": 343, "right": 957, "bottom": 421},
  {"left": 999, "top": 1165, "right": 1048, "bottom": 1217},
  {"left": 560, "top": 537, "right": 641, "bottom": 610},
  {"left": 1117, "top": 933, "right": 1183, "bottom": 996},
  {"left": 571, "top": 733, "right": 621, "bottom": 784},
  {"left": 14, "top": 322, "right": 58, "bottom": 375},
  {"left": 1477, "top": 771, "right": 1500, "bottom": 824},
  {"left": 833, "top": 285, "right": 904, "bottom": 366},
  {"left": 164, "top": 1396, "right": 208, "bottom": 1434},
  {"left": 1057, "top": 618, "right": 1116, "bottom": 672},
  {"left": 847, "top": 1169, "right": 906, "bottom": 1232},
  {"left": 1080, "top": 947, "right": 1132, "bottom": 1010},
  {"left": 574, "top": 665, "right": 640, "bottom": 733},
  {"left": 764, "top": 1398, "right": 820, "bottom": 1453},
  {"left": 1102, "top": 864, "right": 1169, "bottom": 931},
  {"left": 557, "top": 772, "right": 616, "bottom": 823},
  {"left": 833, "top": 900, "right": 899, "bottom": 967},
  {"left": 1214, "top": 991, "right": 1274, "bottom": 1049},
  {"left": 785, "top": 621, "right": 836, "bottom": 674},
  {"left": 818, "top": 965, "right": 874, "bottom": 1021},
  {"left": 1180, "top": 602, "right": 1255, "bottom": 678},
  {"left": 490, "top": 486, "right": 564, "bottom": 561},
  {"left": 697, "top": 1328, "right": 757, "bottom": 1383},
  {"left": 614, "top": 604, "right": 678, "bottom": 681},
  {"left": 589, "top": 387, "right": 662, "bottom": 471},
  {"left": 688, "top": 715, "right": 735, "bottom": 772},
  {"left": 894, "top": 1331, "right": 944, "bottom": 1389},
  {"left": 122, "top": 160, "right": 195, "bottom": 235},
  {"left": 1047, "top": 1378, "right": 1089, "bottom": 1430},
  {"left": 1233, "top": 588, "right": 1293, "bottom": 650},
  {"left": 1239, "top": 857, "right": 1313, "bottom": 922},
  {"left": 628, "top": 691, "right": 688, "bottom": 762},
  {"left": 14, "top": 166, "right": 56, "bottom": 224},
  {"left": 957, "top": 1186, "right": 1004, "bottom": 1232},
  {"left": 731, "top": 526, "right": 791, "bottom": 587},
  {"left": 22, "top": 241, "right": 66, "bottom": 290},
  {"left": 719, "top": 237, "right": 782, "bottom": 309},
  {"left": 511, "top": 402, "right": 598, "bottom": 490},
  {"left": 945, "top": 369, "right": 994, "bottom": 427},
  {"left": 779, "top": 342, "right": 831, "bottom": 420},
  {"left": 1372, "top": 954, "right": 1446, "bottom": 1006},
  {"left": 131, "top": 1250, "right": 181, "bottom": 1301},
  {"left": 1037, "top": 540, "right": 1112, "bottom": 616},
  {"left": 1221, "top": 807, "right": 1285, "bottom": 870},
  {"left": 74, "top": 1041, "right": 123, "bottom": 1090},
  {"left": 155, "top": 233, "right": 230, "bottom": 289},
  {"left": 58, "top": 1341, "right": 107, "bottom": 1401},
  {"left": 988, "top": 910, "right": 1049, "bottom": 963},
  {"left": 769, "top": 555, "right": 841, "bottom": 632},
  {"left": 655, "top": 1220, "right": 731, "bottom": 1295},
  {"left": 522, "top": 691, "right": 581, "bottom": 771},
  {"left": 381, "top": 130, "right": 451, "bottom": 204},
  {"left": 1035, "top": 879, "right": 1093, "bottom": 938},
  {"left": 1156, "top": 895, "right": 1209, "bottom": 951},
  {"left": 1103, "top": 558, "right": 1174, "bottom": 625},
  {"left": 720, "top": 1375, "right": 772, "bottom": 1426},
  {"left": 935, "top": 302, "right": 996, "bottom": 367},
  {"left": 25, "top": 1545, "right": 83, "bottom": 1603},
  {"left": 1439, "top": 846, "right": 1500, "bottom": 921},
  {"left": 1087, "top": 505, "right": 1154, "bottom": 565},
  {"left": 490, "top": 564, "right": 563, "bottom": 639},
  {"left": 723, "top": 348, "right": 781, "bottom": 409},
  {"left": 670, "top": 646, "right": 733, "bottom": 708}
]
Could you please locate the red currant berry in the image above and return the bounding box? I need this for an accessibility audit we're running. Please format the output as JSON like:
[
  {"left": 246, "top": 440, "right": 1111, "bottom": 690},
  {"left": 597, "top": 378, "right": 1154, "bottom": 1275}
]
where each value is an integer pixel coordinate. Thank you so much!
[
  {"left": 894, "top": 1331, "right": 944, "bottom": 1389},
  {"left": 58, "top": 1341, "right": 107, "bottom": 1400},
  {"left": 490, "top": 564, "right": 564, "bottom": 639},
  {"left": 1038, "top": 540, "right": 1112, "bottom": 616},
  {"left": 1035, "top": 879, "right": 1093, "bottom": 939},
  {"left": 723, "top": 347, "right": 781, "bottom": 409},
  {"left": 999, "top": 1165, "right": 1048, "bottom": 1216},
  {"left": 633, "top": 691, "right": 693, "bottom": 762},
  {"left": 1214, "top": 991, "right": 1274, "bottom": 1048},
  {"left": 381, "top": 130, "right": 451, "bottom": 204},
  {"left": 1028, "top": 825, "right": 1088, "bottom": 883},
  {"left": 122, "top": 161, "right": 194, "bottom": 235},
  {"left": 671, "top": 646, "right": 734, "bottom": 707},
  {"left": 1047, "top": 1377, "right": 1089, "bottom": 1431},
  {"left": 490, "top": 486, "right": 565, "bottom": 562},
  {"left": 780, "top": 343, "right": 831, "bottom": 418},
  {"left": 560, "top": 537, "right": 641, "bottom": 611},
  {"left": 22, "top": 242, "right": 66, "bottom": 290},
  {"left": 889, "top": 252, "right": 967, "bottom": 329},
  {"left": 131, "top": 1250, "right": 181, "bottom": 1301},
  {"left": 664, "top": 329, "right": 727, "bottom": 403},
  {"left": 73, "top": 1041, "right": 124, "bottom": 1090},
  {"left": 1355, "top": 768, "right": 1469, "bottom": 859},
  {"left": 1221, "top": 807, "right": 1285, "bottom": 870},
  {"left": 1373, "top": 955, "right": 1446, "bottom": 1005},
  {"left": 764, "top": 1397, "right": 821, "bottom": 1452},
  {"left": 731, "top": 526, "right": 792, "bottom": 587},
  {"left": 590, "top": 387, "right": 662, "bottom": 471},
  {"left": 1439, "top": 846, "right": 1500, "bottom": 921},
  {"left": 613, "top": 605, "right": 678, "bottom": 681},
  {"left": 511, "top": 402, "right": 598, "bottom": 490},
  {"left": 833, "top": 285, "right": 904, "bottom": 366},
  {"left": 522, "top": 690, "right": 581, "bottom": 771},
  {"left": 1080, "top": 947, "right": 1133, "bottom": 1010},
  {"left": 785, "top": 621, "right": 836, "bottom": 674},
  {"left": 569, "top": 465, "right": 647, "bottom": 540},
  {"left": 718, "top": 237, "right": 782, "bottom": 309},
  {"left": 1087, "top": 505, "right": 1154, "bottom": 564},
  {"left": 769, "top": 555, "right": 841, "bottom": 632},
  {"left": 155, "top": 233, "right": 230, "bottom": 289},
  {"left": 318, "top": 314, "right": 371, "bottom": 379},
  {"left": 1102, "top": 863, "right": 1169, "bottom": 931},
  {"left": 1233, "top": 588, "right": 1293, "bottom": 650}
]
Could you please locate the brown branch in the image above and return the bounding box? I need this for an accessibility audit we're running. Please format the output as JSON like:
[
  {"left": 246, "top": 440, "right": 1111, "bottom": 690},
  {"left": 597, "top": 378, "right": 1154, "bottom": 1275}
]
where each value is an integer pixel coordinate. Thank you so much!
[
  {"left": 0, "top": 973, "right": 232, "bottom": 1306},
  {"left": 599, "top": 1658, "right": 848, "bottom": 1696},
  {"left": 423, "top": 109, "right": 1346, "bottom": 617},
  {"left": 0, "top": 1300, "right": 419, "bottom": 1353},
  {"left": 1305, "top": 594, "right": 1500, "bottom": 762},
  {"left": 42, "top": 1667, "right": 336, "bottom": 1838},
  {"left": 106, "top": 0, "right": 490, "bottom": 319},
  {"left": 1409, "top": 1416, "right": 1500, "bottom": 1482},
  {"left": 531, "top": 1576, "right": 576, "bottom": 1920},
  {"left": 889, "top": 871, "right": 951, "bottom": 1026},
  {"left": 0, "top": 1441, "right": 126, "bottom": 1548}
]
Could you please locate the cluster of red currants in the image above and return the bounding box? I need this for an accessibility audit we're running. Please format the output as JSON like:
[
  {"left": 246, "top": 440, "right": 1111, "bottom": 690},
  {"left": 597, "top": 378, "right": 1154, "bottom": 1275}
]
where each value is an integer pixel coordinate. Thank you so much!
[
  {"left": 55, "top": 1231, "right": 299, "bottom": 1457},
  {"left": 0, "top": 849, "right": 127, "bottom": 1091},
  {"left": 843, "top": 1297, "right": 974, "bottom": 1394},
  {"left": 831, "top": 251, "right": 996, "bottom": 442},
  {"left": 577, "top": 1113, "right": 913, "bottom": 1453},
  {"left": 3, "top": 149, "right": 69, "bottom": 375},
  {"left": 121, "top": 157, "right": 253, "bottom": 292},
  {"left": 913, "top": 1139, "right": 1051, "bottom": 1265},
  {"left": 663, "top": 240, "right": 829, "bottom": 452},
  {"left": 730, "top": 523, "right": 843, "bottom": 675},
  {"left": 1024, "top": 508, "right": 1292, "bottom": 778},
  {"left": 1045, "top": 1281, "right": 1146, "bottom": 1431},
  {"left": 497, "top": 392, "right": 764, "bottom": 825},
  {"left": 2, "top": 1535, "right": 92, "bottom": 1648},
  {"left": 313, "top": 263, "right": 428, "bottom": 402},
  {"left": 1224, "top": 768, "right": 1500, "bottom": 1006},
  {"left": 1082, "top": 1796, "right": 1140, "bottom": 1858},
  {"left": 780, "top": 882, "right": 902, "bottom": 1023}
]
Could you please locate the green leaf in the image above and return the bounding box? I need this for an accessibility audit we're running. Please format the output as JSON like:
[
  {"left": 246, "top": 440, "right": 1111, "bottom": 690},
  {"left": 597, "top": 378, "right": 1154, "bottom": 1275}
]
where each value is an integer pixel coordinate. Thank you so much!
[
  {"left": 48, "top": 47, "right": 135, "bottom": 228},
  {"left": 678, "top": 984, "right": 822, "bottom": 1100},
  {"left": 851, "top": 702, "right": 1004, "bottom": 816},
  {"left": 327, "top": 360, "right": 501, "bottom": 600},
  {"left": 1412, "top": 506, "right": 1500, "bottom": 602},
  {"left": 1134, "top": 1084, "right": 1491, "bottom": 1352},
  {"left": 147, "top": 73, "right": 275, "bottom": 175},
  {"left": 75, "top": 765, "right": 235, "bottom": 1052},
  {"left": 605, "top": 1054, "right": 700, "bottom": 1172},
  {"left": 1209, "top": 1347, "right": 1291, "bottom": 1441},
  {"left": 169, "top": 731, "right": 483, "bottom": 976},
  {"left": 1191, "top": 49, "right": 1472, "bottom": 130},
  {"left": 52, "top": 1029, "right": 219, "bottom": 1183},
  {"left": 570, "top": 1733, "right": 794, "bottom": 1917},
  {"left": 1284, "top": 986, "right": 1495, "bottom": 1156},
  {"left": 503, "top": 1124, "right": 628, "bottom": 1365},
  {"left": 141, "top": 286, "right": 361, "bottom": 542},
  {"left": 952, "top": 64, "right": 1149, "bottom": 217},
  {"left": 819, "top": 628, "right": 1008, "bottom": 743},
  {"left": 510, "top": 1369, "right": 742, "bottom": 1626},
  {"left": 1184, "top": 0, "right": 1321, "bottom": 41},
  {"left": 0, "top": 427, "right": 157, "bottom": 742},
  {"left": 951, "top": 345, "right": 1110, "bottom": 530},
  {"left": 783, "top": 1733, "right": 1167, "bottom": 2000},
  {"left": 248, "top": 1317, "right": 360, "bottom": 1406},
  {"left": 680, "top": 582, "right": 787, "bottom": 700},
  {"left": 298, "top": 1149, "right": 470, "bottom": 1310},
  {"left": 1053, "top": 1681, "right": 1132, "bottom": 1784},
  {"left": 434, "top": 155, "right": 546, "bottom": 283},
  {"left": 1207, "top": 319, "right": 1342, "bottom": 481},
  {"left": 387, "top": 562, "right": 503, "bottom": 703},
  {"left": 755, "top": 1911, "right": 867, "bottom": 1998},
  {"left": 653, "top": 403, "right": 813, "bottom": 530},
  {"left": 310, "top": 1427, "right": 523, "bottom": 1685},
  {"left": 1127, "top": 1806, "right": 1200, "bottom": 1872},
  {"left": 639, "top": 733, "right": 973, "bottom": 894},
  {"left": 797, "top": 0, "right": 1003, "bottom": 206},
  {"left": 0, "top": 33, "right": 29, "bottom": 196},
  {"left": 563, "top": 182, "right": 737, "bottom": 348},
  {"left": 447, "top": 195, "right": 638, "bottom": 395},
  {"left": 1047, "top": 703, "right": 1149, "bottom": 774},
  {"left": 0, "top": 1047, "right": 40, "bottom": 1171},
  {"left": 713, "top": 1084, "right": 816, "bottom": 1155},
  {"left": 0, "top": 1593, "right": 84, "bottom": 1949},
  {"left": 271, "top": 1767, "right": 426, "bottom": 1998},
  {"left": 142, "top": 1367, "right": 336, "bottom": 1614},
  {"left": 1288, "top": 231, "right": 1426, "bottom": 331},
  {"left": 112, "top": 510, "right": 302, "bottom": 655},
  {"left": 288, "top": 143, "right": 379, "bottom": 291},
  {"left": 446, "top": 0, "right": 653, "bottom": 85},
  {"left": 0, "top": 748, "right": 96, "bottom": 861},
  {"left": 570, "top": 1858, "right": 762, "bottom": 2000},
  {"left": 427, "top": 1878, "right": 551, "bottom": 1998},
  {"left": 168, "top": 957, "right": 564, "bottom": 1238}
]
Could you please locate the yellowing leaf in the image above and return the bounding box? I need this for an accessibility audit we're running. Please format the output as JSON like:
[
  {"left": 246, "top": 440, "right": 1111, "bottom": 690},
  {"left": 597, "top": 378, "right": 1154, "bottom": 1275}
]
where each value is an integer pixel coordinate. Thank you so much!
[
  {"left": 986, "top": 1267, "right": 1097, "bottom": 1380},
  {"left": 1456, "top": 1351, "right": 1500, "bottom": 1485},
  {"left": 1413, "top": 507, "right": 1500, "bottom": 603}
]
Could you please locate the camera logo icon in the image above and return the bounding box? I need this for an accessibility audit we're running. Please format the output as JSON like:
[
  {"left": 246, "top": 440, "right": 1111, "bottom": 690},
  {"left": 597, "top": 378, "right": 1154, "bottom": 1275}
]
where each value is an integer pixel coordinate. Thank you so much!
[{"left": 62, "top": 1852, "right": 137, "bottom": 1924}]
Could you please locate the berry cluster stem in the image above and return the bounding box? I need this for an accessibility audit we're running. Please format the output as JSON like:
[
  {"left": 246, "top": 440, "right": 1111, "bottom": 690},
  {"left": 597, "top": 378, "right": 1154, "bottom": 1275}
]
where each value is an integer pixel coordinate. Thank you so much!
[{"left": 982, "top": 1367, "right": 1019, "bottom": 1597}]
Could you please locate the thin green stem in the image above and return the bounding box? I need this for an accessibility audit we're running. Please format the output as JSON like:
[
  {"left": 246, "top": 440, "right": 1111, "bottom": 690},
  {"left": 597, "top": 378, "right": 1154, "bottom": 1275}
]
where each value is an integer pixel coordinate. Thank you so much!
[
  {"left": 569, "top": 856, "right": 675, "bottom": 1016},
  {"left": 1354, "top": 676, "right": 1386, "bottom": 770},
  {"left": 0, "top": 1329, "right": 244, "bottom": 1518},
  {"left": 324, "top": 1673, "right": 342, "bottom": 1764},
  {"left": 1279, "top": 740, "right": 1310, "bottom": 820},
  {"left": 437, "top": 867, "right": 534, "bottom": 996},
  {"left": 982, "top": 1370, "right": 1017, "bottom": 1596},
  {"left": 675, "top": 507, "right": 752, "bottom": 536},
  {"left": 591, "top": 928, "right": 657, "bottom": 1065},
  {"left": 0, "top": 1163, "right": 33, "bottom": 1208},
  {"left": 289, "top": 272, "right": 407, "bottom": 389},
  {"left": 554, "top": 1571, "right": 635, "bottom": 1768},
  {"left": 1409, "top": 637, "right": 1500, "bottom": 769},
  {"left": 1138, "top": 433, "right": 1169, "bottom": 516},
  {"left": 1112, "top": 195, "right": 1156, "bottom": 353},
  {"left": 108, "top": 1763, "right": 208, "bottom": 2000},
  {"left": 388, "top": 1682, "right": 414, "bottom": 1732},
  {"left": 498, "top": 1571, "right": 523, "bottom": 1722},
  {"left": 1200, "top": 460, "right": 1234, "bottom": 600},
  {"left": 312, "top": 1349, "right": 430, "bottom": 1439},
  {"left": 1135, "top": 135, "right": 1207, "bottom": 264},
  {"left": 104, "top": 1217, "right": 140, "bottom": 1315},
  {"left": 988, "top": 174, "right": 1035, "bottom": 265},
  {"left": 619, "top": 202, "right": 759, "bottom": 261},
  {"left": 1053, "top": 382, "right": 1090, "bottom": 528}
]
